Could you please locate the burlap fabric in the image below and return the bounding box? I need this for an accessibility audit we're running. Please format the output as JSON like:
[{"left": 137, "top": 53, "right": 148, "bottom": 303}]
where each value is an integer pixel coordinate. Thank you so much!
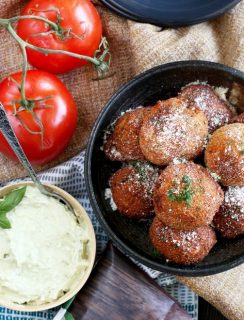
[{"left": 0, "top": 0, "right": 243, "bottom": 319}]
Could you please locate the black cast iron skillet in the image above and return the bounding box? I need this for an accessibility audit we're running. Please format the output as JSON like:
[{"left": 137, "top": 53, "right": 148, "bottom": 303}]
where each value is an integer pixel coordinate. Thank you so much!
[{"left": 85, "top": 60, "right": 244, "bottom": 276}]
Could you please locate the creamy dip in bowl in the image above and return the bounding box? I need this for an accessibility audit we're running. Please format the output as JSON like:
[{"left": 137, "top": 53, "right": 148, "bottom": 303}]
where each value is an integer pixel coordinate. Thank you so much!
[{"left": 0, "top": 182, "right": 96, "bottom": 311}]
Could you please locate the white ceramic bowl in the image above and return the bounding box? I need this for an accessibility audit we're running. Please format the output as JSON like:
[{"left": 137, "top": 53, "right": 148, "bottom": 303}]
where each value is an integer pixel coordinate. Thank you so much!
[{"left": 0, "top": 181, "right": 96, "bottom": 312}]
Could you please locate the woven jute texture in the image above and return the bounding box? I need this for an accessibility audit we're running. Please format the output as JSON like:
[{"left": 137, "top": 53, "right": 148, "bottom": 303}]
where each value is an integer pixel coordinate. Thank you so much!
[{"left": 0, "top": 1, "right": 244, "bottom": 319}]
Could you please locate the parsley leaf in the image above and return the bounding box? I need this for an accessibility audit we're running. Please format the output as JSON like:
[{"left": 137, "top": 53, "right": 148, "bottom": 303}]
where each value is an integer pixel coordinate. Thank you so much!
[{"left": 167, "top": 175, "right": 194, "bottom": 207}]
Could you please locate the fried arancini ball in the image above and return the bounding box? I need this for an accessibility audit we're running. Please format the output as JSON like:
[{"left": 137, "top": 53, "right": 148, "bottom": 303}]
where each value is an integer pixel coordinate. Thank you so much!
[
  {"left": 213, "top": 186, "right": 244, "bottom": 238},
  {"left": 139, "top": 97, "right": 208, "bottom": 166},
  {"left": 149, "top": 217, "right": 217, "bottom": 265},
  {"left": 153, "top": 162, "right": 224, "bottom": 230},
  {"left": 104, "top": 107, "right": 149, "bottom": 161},
  {"left": 205, "top": 123, "right": 244, "bottom": 186},
  {"left": 180, "top": 84, "right": 233, "bottom": 133},
  {"left": 231, "top": 112, "right": 244, "bottom": 124},
  {"left": 110, "top": 162, "right": 159, "bottom": 219}
]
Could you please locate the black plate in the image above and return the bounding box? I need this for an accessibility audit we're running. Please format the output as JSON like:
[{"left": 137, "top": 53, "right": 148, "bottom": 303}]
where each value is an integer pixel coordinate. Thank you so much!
[
  {"left": 85, "top": 61, "right": 244, "bottom": 276},
  {"left": 100, "top": 0, "right": 241, "bottom": 27}
]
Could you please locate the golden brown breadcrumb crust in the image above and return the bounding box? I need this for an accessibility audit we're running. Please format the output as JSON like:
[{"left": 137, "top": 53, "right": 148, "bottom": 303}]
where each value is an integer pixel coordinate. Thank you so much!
[
  {"left": 149, "top": 217, "right": 217, "bottom": 265},
  {"left": 110, "top": 164, "right": 159, "bottom": 219},
  {"left": 139, "top": 97, "right": 208, "bottom": 165},
  {"left": 213, "top": 186, "right": 244, "bottom": 238},
  {"left": 231, "top": 112, "right": 244, "bottom": 124},
  {"left": 153, "top": 162, "right": 224, "bottom": 230},
  {"left": 104, "top": 108, "right": 149, "bottom": 161},
  {"left": 180, "top": 84, "right": 233, "bottom": 133},
  {"left": 205, "top": 123, "right": 244, "bottom": 186}
]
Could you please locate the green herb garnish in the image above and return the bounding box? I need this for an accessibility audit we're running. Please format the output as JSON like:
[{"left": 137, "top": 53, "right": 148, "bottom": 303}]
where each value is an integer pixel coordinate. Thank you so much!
[
  {"left": 240, "top": 150, "right": 244, "bottom": 155},
  {"left": 182, "top": 175, "right": 191, "bottom": 184},
  {"left": 167, "top": 175, "right": 194, "bottom": 207},
  {"left": 130, "top": 161, "right": 149, "bottom": 182},
  {"left": 0, "top": 186, "right": 26, "bottom": 229}
]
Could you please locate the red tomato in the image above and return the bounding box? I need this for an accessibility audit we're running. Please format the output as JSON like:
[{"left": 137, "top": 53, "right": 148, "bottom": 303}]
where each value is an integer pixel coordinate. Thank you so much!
[
  {"left": 0, "top": 70, "right": 77, "bottom": 165},
  {"left": 17, "top": 0, "right": 102, "bottom": 74}
]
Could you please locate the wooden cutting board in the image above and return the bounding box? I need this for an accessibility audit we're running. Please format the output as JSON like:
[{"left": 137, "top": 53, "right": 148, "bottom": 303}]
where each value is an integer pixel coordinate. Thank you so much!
[{"left": 69, "top": 243, "right": 190, "bottom": 319}]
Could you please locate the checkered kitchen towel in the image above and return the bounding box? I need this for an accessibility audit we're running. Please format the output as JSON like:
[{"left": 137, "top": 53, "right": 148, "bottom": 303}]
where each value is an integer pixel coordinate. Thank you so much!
[{"left": 0, "top": 151, "right": 198, "bottom": 320}]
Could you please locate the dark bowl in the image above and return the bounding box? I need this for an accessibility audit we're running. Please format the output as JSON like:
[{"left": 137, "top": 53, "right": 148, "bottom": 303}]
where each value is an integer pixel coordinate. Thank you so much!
[
  {"left": 100, "top": 0, "right": 241, "bottom": 27},
  {"left": 85, "top": 60, "right": 244, "bottom": 276}
]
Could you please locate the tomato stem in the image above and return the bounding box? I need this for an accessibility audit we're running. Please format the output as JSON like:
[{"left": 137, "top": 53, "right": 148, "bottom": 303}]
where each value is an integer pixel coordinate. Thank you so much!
[
  {"left": 0, "top": 13, "right": 111, "bottom": 140},
  {"left": 3, "top": 23, "right": 46, "bottom": 140},
  {"left": 1, "top": 15, "right": 59, "bottom": 32},
  {"left": 0, "top": 15, "right": 111, "bottom": 78},
  {"left": 6, "top": 24, "right": 28, "bottom": 106}
]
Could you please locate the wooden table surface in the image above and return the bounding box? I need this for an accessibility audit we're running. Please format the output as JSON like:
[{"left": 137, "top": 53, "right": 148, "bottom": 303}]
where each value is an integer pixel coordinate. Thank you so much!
[
  {"left": 199, "top": 298, "right": 227, "bottom": 320},
  {"left": 69, "top": 243, "right": 229, "bottom": 320}
]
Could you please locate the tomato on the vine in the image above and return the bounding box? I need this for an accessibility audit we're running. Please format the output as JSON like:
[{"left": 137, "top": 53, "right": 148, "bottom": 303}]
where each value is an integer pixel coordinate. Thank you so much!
[
  {"left": 0, "top": 70, "right": 77, "bottom": 165},
  {"left": 17, "top": 0, "right": 103, "bottom": 74}
]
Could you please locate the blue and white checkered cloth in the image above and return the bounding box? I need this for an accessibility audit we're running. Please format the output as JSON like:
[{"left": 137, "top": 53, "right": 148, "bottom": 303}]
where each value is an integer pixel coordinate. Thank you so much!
[{"left": 0, "top": 151, "right": 198, "bottom": 320}]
